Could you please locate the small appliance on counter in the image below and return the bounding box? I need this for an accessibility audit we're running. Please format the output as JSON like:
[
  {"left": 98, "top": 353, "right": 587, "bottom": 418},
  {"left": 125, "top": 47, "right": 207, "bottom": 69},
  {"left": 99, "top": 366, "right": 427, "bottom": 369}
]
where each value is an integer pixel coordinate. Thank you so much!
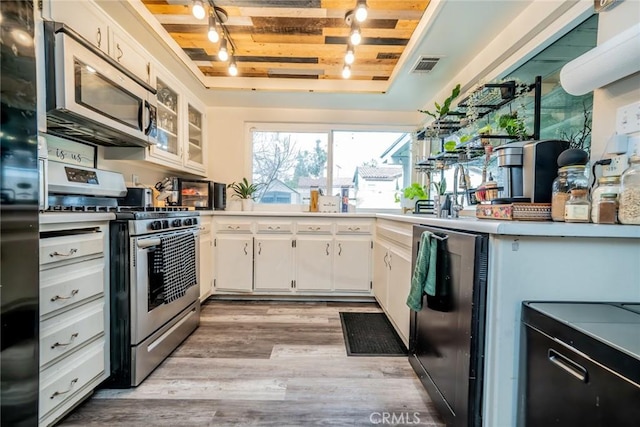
[
  {"left": 213, "top": 182, "right": 227, "bottom": 210},
  {"left": 118, "top": 187, "right": 153, "bottom": 207},
  {"left": 177, "top": 178, "right": 213, "bottom": 210}
]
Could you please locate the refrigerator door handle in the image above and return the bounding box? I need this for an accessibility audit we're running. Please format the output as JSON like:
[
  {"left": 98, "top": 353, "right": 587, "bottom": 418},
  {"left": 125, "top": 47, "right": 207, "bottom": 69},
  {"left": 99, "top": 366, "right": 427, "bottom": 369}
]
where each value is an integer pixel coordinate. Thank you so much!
[{"left": 548, "top": 348, "right": 588, "bottom": 383}]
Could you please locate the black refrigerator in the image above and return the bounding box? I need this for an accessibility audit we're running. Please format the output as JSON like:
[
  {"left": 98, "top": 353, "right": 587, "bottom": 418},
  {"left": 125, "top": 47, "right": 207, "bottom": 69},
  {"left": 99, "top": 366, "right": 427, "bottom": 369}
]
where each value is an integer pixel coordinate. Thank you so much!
[{"left": 1, "top": 1, "right": 40, "bottom": 425}]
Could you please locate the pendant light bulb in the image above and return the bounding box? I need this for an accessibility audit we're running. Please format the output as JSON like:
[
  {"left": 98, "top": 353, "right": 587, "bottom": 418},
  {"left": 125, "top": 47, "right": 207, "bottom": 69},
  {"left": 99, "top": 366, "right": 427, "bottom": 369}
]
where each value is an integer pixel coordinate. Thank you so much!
[
  {"left": 208, "top": 13, "right": 219, "bottom": 43},
  {"left": 218, "top": 38, "right": 229, "bottom": 62},
  {"left": 342, "top": 64, "right": 351, "bottom": 79},
  {"left": 192, "top": 0, "right": 205, "bottom": 20},
  {"left": 350, "top": 27, "right": 362, "bottom": 46},
  {"left": 355, "top": 1, "right": 368, "bottom": 22},
  {"left": 228, "top": 57, "right": 238, "bottom": 76},
  {"left": 345, "top": 47, "right": 355, "bottom": 65}
]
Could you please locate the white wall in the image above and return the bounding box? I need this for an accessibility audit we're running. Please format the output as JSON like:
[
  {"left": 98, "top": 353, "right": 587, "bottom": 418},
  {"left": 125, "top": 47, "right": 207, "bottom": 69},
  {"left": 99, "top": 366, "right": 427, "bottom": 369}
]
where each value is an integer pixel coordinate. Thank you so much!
[{"left": 590, "top": 1, "right": 640, "bottom": 162}]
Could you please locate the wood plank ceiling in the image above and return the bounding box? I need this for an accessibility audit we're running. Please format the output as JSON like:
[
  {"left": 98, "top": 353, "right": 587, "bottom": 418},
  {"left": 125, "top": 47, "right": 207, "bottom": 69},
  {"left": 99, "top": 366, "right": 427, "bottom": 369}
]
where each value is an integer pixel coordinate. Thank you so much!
[{"left": 141, "top": 0, "right": 430, "bottom": 82}]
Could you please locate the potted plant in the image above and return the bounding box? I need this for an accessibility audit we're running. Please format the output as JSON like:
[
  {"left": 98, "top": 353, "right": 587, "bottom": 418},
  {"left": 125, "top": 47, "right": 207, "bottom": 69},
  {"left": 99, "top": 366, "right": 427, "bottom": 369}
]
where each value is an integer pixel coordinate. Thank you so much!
[
  {"left": 228, "top": 178, "right": 261, "bottom": 211},
  {"left": 497, "top": 112, "right": 527, "bottom": 140},
  {"left": 395, "top": 182, "right": 428, "bottom": 213}
]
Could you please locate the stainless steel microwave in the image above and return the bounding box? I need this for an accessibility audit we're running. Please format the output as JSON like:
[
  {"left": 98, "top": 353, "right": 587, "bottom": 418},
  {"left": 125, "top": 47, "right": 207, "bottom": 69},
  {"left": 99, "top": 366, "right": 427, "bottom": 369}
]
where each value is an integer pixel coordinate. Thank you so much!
[{"left": 43, "top": 22, "right": 157, "bottom": 148}]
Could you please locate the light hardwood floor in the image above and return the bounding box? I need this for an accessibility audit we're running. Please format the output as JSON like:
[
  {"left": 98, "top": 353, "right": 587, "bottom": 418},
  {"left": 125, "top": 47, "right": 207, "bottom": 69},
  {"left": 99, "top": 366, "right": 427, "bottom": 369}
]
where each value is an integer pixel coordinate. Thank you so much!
[{"left": 60, "top": 300, "right": 445, "bottom": 426}]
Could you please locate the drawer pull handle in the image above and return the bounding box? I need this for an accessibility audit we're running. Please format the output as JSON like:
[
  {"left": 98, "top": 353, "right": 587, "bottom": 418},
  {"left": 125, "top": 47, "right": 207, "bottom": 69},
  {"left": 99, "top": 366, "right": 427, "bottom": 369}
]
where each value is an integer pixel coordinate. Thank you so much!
[
  {"left": 308, "top": 226, "right": 321, "bottom": 231},
  {"left": 244, "top": 242, "right": 248, "bottom": 255},
  {"left": 338, "top": 243, "right": 342, "bottom": 256},
  {"left": 51, "top": 333, "right": 79, "bottom": 349},
  {"left": 51, "top": 289, "right": 79, "bottom": 302},
  {"left": 227, "top": 225, "right": 240, "bottom": 230},
  {"left": 258, "top": 242, "right": 262, "bottom": 255},
  {"left": 348, "top": 226, "right": 361, "bottom": 231},
  {"left": 50, "top": 248, "right": 78, "bottom": 258},
  {"left": 326, "top": 243, "right": 330, "bottom": 255},
  {"left": 267, "top": 226, "right": 280, "bottom": 230},
  {"left": 50, "top": 378, "right": 78, "bottom": 399}
]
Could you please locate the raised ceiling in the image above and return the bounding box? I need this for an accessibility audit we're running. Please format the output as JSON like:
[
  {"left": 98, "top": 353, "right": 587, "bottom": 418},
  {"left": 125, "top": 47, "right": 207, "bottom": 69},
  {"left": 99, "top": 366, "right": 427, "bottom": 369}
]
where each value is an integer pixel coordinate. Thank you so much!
[{"left": 139, "top": 0, "right": 430, "bottom": 89}]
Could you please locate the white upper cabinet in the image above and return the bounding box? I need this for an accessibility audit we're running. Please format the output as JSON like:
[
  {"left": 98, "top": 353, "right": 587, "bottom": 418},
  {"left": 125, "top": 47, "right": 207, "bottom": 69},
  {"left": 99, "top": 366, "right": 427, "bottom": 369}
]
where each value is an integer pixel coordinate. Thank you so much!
[
  {"left": 110, "top": 28, "right": 152, "bottom": 84},
  {"left": 43, "top": 0, "right": 109, "bottom": 54}
]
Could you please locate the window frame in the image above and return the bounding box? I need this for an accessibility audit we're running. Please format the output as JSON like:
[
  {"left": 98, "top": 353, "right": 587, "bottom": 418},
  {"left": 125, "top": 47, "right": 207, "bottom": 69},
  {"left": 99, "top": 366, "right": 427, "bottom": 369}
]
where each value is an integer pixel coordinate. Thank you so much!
[{"left": 245, "top": 122, "right": 414, "bottom": 211}]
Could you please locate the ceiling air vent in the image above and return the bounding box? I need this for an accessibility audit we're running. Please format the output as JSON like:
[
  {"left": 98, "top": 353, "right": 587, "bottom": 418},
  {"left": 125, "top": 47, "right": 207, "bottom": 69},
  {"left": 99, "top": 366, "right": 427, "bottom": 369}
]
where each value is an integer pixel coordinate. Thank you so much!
[{"left": 411, "top": 56, "right": 441, "bottom": 73}]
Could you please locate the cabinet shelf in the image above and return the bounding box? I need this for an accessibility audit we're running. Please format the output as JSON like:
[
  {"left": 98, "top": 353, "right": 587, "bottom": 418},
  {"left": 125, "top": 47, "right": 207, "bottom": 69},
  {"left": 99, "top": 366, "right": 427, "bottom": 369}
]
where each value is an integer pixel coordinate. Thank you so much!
[
  {"left": 158, "top": 127, "right": 178, "bottom": 138},
  {"left": 157, "top": 102, "right": 177, "bottom": 115},
  {"left": 189, "top": 122, "right": 201, "bottom": 131}
]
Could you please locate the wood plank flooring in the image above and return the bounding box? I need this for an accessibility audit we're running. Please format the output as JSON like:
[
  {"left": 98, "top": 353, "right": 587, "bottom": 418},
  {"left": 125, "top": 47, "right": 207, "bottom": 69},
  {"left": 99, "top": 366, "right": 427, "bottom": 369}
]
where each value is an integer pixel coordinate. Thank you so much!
[{"left": 60, "top": 300, "right": 445, "bottom": 426}]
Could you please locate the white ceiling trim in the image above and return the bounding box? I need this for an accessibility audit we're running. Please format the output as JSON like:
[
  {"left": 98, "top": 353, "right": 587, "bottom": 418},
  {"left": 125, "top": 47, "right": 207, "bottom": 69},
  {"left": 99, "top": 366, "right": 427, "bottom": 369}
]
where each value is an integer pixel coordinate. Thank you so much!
[{"left": 200, "top": 75, "right": 389, "bottom": 92}]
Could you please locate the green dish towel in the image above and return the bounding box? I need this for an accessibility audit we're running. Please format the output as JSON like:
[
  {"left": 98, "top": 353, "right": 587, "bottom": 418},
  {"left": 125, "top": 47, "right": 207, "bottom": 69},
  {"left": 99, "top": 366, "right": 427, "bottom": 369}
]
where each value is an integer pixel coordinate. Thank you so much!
[{"left": 406, "top": 231, "right": 438, "bottom": 311}]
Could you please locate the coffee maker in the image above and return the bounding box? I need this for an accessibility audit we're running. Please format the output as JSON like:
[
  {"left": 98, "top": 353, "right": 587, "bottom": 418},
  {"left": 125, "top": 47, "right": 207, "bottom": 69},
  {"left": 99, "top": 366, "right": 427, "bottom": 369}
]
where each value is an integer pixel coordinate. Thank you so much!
[{"left": 494, "top": 140, "right": 570, "bottom": 203}]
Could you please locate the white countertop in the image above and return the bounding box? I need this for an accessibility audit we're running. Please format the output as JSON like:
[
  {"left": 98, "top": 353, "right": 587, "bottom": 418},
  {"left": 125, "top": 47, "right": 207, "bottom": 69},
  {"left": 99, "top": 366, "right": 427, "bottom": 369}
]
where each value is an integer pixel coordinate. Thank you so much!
[
  {"left": 377, "top": 213, "right": 640, "bottom": 238},
  {"left": 37, "top": 210, "right": 640, "bottom": 238},
  {"left": 39, "top": 212, "right": 115, "bottom": 224}
]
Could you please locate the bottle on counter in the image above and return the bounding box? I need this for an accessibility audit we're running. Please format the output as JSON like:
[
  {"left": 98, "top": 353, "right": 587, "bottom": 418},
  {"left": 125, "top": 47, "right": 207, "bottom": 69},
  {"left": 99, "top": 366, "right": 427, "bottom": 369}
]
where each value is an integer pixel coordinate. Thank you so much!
[
  {"left": 618, "top": 155, "right": 640, "bottom": 225},
  {"left": 564, "top": 188, "right": 590, "bottom": 223},
  {"left": 552, "top": 165, "right": 589, "bottom": 221},
  {"left": 309, "top": 186, "right": 319, "bottom": 212},
  {"left": 590, "top": 176, "right": 621, "bottom": 223}
]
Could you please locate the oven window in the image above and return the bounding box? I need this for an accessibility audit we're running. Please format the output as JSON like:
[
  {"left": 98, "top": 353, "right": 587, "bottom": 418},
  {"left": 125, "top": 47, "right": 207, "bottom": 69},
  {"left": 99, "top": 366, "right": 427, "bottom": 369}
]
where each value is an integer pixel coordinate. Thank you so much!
[
  {"left": 74, "top": 59, "right": 141, "bottom": 130},
  {"left": 147, "top": 245, "right": 165, "bottom": 311}
]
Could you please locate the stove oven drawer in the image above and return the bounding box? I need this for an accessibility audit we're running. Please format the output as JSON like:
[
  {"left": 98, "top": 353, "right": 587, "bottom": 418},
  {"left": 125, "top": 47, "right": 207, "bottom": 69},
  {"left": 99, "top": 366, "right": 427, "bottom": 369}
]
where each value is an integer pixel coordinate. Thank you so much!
[
  {"left": 40, "top": 230, "right": 104, "bottom": 266},
  {"left": 40, "top": 298, "right": 105, "bottom": 368},
  {"left": 40, "top": 257, "right": 105, "bottom": 317}
]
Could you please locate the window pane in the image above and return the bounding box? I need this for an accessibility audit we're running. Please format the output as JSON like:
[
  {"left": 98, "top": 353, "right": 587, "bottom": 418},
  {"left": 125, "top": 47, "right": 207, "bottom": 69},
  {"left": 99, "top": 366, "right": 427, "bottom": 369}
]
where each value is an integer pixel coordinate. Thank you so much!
[
  {"left": 252, "top": 131, "right": 328, "bottom": 205},
  {"left": 333, "top": 131, "right": 409, "bottom": 210}
]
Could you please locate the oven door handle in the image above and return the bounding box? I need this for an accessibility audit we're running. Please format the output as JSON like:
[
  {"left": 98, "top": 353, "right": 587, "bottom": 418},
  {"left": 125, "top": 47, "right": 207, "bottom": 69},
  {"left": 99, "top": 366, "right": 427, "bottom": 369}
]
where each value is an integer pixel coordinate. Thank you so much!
[{"left": 137, "top": 238, "right": 161, "bottom": 249}]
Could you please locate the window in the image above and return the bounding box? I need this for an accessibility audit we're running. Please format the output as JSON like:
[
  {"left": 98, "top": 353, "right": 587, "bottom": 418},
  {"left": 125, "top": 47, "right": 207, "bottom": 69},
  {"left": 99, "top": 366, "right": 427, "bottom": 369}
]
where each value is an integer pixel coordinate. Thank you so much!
[{"left": 249, "top": 126, "right": 411, "bottom": 210}]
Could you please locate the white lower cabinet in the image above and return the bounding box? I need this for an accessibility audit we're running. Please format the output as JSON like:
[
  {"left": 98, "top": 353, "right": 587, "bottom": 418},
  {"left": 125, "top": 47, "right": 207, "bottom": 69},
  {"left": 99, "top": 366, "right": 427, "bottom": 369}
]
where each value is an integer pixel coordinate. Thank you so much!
[
  {"left": 254, "top": 235, "right": 294, "bottom": 291},
  {"left": 373, "top": 220, "right": 414, "bottom": 347},
  {"left": 38, "top": 220, "right": 110, "bottom": 427},
  {"left": 214, "top": 234, "right": 253, "bottom": 292},
  {"left": 213, "top": 217, "right": 374, "bottom": 295},
  {"left": 295, "top": 236, "right": 333, "bottom": 291},
  {"left": 333, "top": 237, "right": 372, "bottom": 292},
  {"left": 198, "top": 216, "right": 213, "bottom": 300}
]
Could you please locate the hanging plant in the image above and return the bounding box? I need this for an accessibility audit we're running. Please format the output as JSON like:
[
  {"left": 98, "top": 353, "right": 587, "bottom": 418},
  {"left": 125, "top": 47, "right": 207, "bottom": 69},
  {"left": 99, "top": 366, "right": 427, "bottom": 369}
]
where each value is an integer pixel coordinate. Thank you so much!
[{"left": 418, "top": 84, "right": 462, "bottom": 120}]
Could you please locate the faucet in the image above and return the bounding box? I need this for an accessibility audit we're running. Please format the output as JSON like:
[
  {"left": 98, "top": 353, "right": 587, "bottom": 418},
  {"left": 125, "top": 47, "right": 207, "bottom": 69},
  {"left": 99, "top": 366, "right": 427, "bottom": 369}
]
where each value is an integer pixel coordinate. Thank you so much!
[{"left": 451, "top": 163, "right": 468, "bottom": 218}]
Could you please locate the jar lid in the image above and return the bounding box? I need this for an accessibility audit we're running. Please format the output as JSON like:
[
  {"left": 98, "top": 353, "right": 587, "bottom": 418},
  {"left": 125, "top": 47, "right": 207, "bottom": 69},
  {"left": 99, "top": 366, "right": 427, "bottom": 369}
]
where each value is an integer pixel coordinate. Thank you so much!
[
  {"left": 598, "top": 175, "right": 621, "bottom": 184},
  {"left": 601, "top": 193, "right": 618, "bottom": 199},
  {"left": 557, "top": 148, "right": 589, "bottom": 167},
  {"left": 558, "top": 164, "right": 586, "bottom": 172}
]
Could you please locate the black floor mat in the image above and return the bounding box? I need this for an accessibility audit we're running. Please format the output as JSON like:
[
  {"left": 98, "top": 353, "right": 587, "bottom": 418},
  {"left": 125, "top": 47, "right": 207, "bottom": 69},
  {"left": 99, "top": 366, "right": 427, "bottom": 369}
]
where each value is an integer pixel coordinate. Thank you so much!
[{"left": 339, "top": 312, "right": 408, "bottom": 357}]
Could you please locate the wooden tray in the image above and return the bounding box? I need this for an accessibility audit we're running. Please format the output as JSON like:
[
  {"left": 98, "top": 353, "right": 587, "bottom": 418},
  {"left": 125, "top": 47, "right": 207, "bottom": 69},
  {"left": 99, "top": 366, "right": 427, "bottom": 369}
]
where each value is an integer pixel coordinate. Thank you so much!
[{"left": 476, "top": 203, "right": 552, "bottom": 221}]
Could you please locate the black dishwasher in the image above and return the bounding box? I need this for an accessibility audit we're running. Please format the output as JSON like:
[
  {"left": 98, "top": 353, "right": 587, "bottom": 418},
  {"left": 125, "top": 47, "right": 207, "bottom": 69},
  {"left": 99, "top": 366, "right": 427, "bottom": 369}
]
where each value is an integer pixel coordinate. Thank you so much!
[{"left": 522, "top": 302, "right": 640, "bottom": 427}]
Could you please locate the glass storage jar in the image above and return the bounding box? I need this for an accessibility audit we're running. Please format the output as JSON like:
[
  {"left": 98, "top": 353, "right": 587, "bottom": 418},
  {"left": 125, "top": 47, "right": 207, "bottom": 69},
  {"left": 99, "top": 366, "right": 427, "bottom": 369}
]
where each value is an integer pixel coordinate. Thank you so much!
[
  {"left": 594, "top": 193, "right": 618, "bottom": 224},
  {"left": 590, "top": 176, "right": 621, "bottom": 223},
  {"left": 551, "top": 165, "right": 589, "bottom": 222},
  {"left": 564, "top": 188, "right": 590, "bottom": 223},
  {"left": 618, "top": 155, "right": 640, "bottom": 225}
]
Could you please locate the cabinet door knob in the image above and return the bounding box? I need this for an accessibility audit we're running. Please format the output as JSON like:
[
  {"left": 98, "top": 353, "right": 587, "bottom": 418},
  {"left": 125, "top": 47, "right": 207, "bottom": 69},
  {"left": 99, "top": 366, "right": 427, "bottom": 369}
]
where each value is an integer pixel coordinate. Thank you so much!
[
  {"left": 51, "top": 333, "right": 79, "bottom": 349},
  {"left": 51, "top": 289, "right": 79, "bottom": 302},
  {"left": 50, "top": 378, "right": 78, "bottom": 399},
  {"left": 50, "top": 248, "right": 78, "bottom": 258}
]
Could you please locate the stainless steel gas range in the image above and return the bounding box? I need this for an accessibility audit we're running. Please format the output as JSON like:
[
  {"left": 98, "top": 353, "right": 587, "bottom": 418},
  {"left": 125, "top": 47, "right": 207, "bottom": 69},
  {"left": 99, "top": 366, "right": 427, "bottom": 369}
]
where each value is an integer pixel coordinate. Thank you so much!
[{"left": 44, "top": 161, "right": 201, "bottom": 387}]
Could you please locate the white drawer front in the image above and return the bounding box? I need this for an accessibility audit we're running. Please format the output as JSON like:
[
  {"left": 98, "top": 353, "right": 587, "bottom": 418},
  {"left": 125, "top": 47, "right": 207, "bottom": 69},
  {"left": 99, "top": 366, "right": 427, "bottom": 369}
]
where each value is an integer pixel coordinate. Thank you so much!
[
  {"left": 256, "top": 221, "right": 293, "bottom": 233},
  {"left": 336, "top": 222, "right": 371, "bottom": 234},
  {"left": 40, "top": 257, "right": 104, "bottom": 317},
  {"left": 39, "top": 340, "right": 105, "bottom": 418},
  {"left": 40, "top": 232, "right": 104, "bottom": 266},
  {"left": 40, "top": 299, "right": 105, "bottom": 367},
  {"left": 296, "top": 222, "right": 333, "bottom": 234},
  {"left": 216, "top": 221, "right": 252, "bottom": 233}
]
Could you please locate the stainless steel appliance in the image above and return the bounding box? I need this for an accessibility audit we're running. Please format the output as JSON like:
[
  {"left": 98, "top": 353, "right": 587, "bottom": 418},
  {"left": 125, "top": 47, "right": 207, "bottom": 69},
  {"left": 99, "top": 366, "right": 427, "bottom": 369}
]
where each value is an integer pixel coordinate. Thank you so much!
[
  {"left": 176, "top": 179, "right": 213, "bottom": 210},
  {"left": 409, "top": 224, "right": 489, "bottom": 427},
  {"left": 522, "top": 302, "right": 640, "bottom": 426},
  {"left": 44, "top": 165, "right": 201, "bottom": 387},
  {"left": 1, "top": 1, "right": 40, "bottom": 423},
  {"left": 43, "top": 22, "right": 157, "bottom": 148},
  {"left": 213, "top": 182, "right": 227, "bottom": 210},
  {"left": 118, "top": 187, "right": 153, "bottom": 208},
  {"left": 494, "top": 139, "right": 570, "bottom": 203}
]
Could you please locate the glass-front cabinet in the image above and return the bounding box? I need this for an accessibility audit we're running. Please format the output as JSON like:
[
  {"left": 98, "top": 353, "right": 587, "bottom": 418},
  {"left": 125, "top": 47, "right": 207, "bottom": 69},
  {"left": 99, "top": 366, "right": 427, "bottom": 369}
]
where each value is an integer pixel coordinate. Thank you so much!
[
  {"left": 186, "top": 103, "right": 205, "bottom": 170},
  {"left": 155, "top": 78, "right": 180, "bottom": 159}
]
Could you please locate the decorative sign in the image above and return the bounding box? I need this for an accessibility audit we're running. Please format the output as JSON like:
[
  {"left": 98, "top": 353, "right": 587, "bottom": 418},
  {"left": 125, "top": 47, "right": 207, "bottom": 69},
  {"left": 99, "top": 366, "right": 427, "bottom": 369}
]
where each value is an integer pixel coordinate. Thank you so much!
[
  {"left": 46, "top": 135, "right": 96, "bottom": 167},
  {"left": 594, "top": 0, "right": 617, "bottom": 12}
]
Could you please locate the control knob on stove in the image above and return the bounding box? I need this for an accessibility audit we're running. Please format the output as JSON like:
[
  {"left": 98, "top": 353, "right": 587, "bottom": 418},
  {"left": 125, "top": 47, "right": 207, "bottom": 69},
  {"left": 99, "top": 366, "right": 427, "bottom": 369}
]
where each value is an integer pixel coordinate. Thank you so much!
[
  {"left": 183, "top": 218, "right": 193, "bottom": 226},
  {"left": 172, "top": 219, "right": 182, "bottom": 227},
  {"left": 162, "top": 220, "right": 169, "bottom": 229},
  {"left": 150, "top": 220, "right": 162, "bottom": 231}
]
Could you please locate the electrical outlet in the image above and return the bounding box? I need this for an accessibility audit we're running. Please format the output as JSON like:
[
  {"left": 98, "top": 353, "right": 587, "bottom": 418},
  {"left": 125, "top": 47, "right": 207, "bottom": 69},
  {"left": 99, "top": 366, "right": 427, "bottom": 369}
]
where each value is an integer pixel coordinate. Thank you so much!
[
  {"left": 602, "top": 154, "right": 628, "bottom": 177},
  {"left": 132, "top": 174, "right": 139, "bottom": 186},
  {"left": 616, "top": 101, "right": 640, "bottom": 135}
]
